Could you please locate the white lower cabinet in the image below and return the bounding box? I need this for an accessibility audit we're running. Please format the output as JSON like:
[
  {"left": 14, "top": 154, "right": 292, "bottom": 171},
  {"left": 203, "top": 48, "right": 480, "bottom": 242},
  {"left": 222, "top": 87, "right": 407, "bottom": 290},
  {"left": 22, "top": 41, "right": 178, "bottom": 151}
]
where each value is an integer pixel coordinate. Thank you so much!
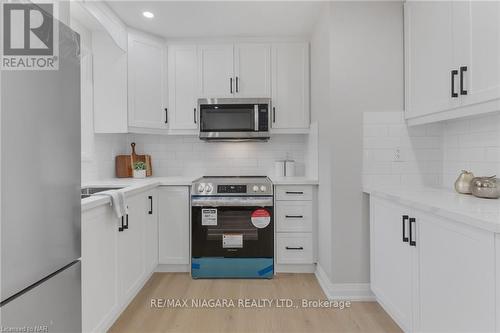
[
  {"left": 275, "top": 185, "right": 317, "bottom": 271},
  {"left": 158, "top": 186, "right": 190, "bottom": 265},
  {"left": 82, "top": 205, "right": 119, "bottom": 333},
  {"left": 370, "top": 196, "right": 497, "bottom": 333},
  {"left": 82, "top": 189, "right": 159, "bottom": 332}
]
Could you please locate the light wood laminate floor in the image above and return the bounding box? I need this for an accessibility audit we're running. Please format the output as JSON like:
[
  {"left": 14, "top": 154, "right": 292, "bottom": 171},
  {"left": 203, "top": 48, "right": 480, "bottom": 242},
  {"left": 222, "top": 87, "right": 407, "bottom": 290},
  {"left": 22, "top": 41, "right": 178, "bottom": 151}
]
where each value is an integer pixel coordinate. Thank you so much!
[{"left": 109, "top": 273, "right": 401, "bottom": 333}]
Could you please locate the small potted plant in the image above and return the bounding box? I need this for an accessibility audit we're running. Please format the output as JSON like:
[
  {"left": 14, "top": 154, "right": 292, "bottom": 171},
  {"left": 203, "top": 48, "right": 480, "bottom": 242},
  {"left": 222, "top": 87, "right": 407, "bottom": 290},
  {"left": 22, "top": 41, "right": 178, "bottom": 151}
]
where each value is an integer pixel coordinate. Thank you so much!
[{"left": 133, "top": 161, "right": 147, "bottom": 179}]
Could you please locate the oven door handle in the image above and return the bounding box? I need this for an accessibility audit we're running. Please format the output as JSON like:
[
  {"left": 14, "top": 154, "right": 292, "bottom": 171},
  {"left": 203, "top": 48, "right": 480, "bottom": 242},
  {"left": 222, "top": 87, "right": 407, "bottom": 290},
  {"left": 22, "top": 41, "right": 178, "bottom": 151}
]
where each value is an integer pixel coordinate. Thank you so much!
[{"left": 191, "top": 196, "right": 273, "bottom": 207}]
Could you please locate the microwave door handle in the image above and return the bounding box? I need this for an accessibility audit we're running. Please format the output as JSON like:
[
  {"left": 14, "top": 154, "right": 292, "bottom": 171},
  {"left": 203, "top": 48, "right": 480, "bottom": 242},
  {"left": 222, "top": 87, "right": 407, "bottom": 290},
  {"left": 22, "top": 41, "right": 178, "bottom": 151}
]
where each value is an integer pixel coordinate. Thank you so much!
[{"left": 254, "top": 105, "right": 259, "bottom": 131}]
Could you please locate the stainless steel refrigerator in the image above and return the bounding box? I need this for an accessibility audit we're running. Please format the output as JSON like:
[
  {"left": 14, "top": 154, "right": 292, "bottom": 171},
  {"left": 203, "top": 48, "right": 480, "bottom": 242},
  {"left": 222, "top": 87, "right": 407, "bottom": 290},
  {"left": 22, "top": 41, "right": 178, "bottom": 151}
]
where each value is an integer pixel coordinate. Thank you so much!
[{"left": 0, "top": 20, "right": 82, "bottom": 332}]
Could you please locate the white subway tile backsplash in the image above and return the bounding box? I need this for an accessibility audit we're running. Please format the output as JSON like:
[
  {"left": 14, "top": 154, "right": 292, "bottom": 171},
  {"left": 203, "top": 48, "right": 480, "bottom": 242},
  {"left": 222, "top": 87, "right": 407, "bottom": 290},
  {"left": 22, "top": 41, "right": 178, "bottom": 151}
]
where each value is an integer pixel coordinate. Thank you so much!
[{"left": 363, "top": 111, "right": 500, "bottom": 190}]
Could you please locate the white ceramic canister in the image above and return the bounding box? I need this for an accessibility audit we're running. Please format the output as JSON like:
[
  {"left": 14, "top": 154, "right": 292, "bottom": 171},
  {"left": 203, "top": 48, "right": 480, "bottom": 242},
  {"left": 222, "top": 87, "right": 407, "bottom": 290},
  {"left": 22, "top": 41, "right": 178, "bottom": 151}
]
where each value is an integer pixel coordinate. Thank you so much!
[
  {"left": 285, "top": 160, "right": 295, "bottom": 177},
  {"left": 275, "top": 160, "right": 286, "bottom": 177}
]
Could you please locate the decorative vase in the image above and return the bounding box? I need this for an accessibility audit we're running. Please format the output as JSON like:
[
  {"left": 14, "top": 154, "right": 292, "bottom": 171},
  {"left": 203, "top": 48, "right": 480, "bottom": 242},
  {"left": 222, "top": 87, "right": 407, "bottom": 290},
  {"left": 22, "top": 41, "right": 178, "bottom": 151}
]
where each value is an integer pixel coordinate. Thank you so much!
[
  {"left": 133, "top": 169, "right": 146, "bottom": 179},
  {"left": 454, "top": 170, "right": 474, "bottom": 194}
]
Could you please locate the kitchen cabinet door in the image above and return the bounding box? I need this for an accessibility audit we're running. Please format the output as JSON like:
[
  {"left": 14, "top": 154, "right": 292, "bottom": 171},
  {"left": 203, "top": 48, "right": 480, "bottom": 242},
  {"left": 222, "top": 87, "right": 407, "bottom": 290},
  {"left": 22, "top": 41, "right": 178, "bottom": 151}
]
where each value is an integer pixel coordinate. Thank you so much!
[
  {"left": 158, "top": 186, "right": 190, "bottom": 265},
  {"left": 144, "top": 189, "right": 158, "bottom": 274},
  {"left": 198, "top": 44, "right": 234, "bottom": 98},
  {"left": 81, "top": 205, "right": 119, "bottom": 333},
  {"left": 415, "top": 212, "right": 496, "bottom": 333},
  {"left": 234, "top": 43, "right": 271, "bottom": 97},
  {"left": 117, "top": 193, "right": 145, "bottom": 304},
  {"left": 271, "top": 42, "right": 310, "bottom": 130},
  {"left": 457, "top": 1, "right": 500, "bottom": 108},
  {"left": 128, "top": 30, "right": 168, "bottom": 130},
  {"left": 370, "top": 197, "right": 413, "bottom": 332},
  {"left": 404, "top": 1, "right": 457, "bottom": 120},
  {"left": 167, "top": 45, "right": 199, "bottom": 131}
]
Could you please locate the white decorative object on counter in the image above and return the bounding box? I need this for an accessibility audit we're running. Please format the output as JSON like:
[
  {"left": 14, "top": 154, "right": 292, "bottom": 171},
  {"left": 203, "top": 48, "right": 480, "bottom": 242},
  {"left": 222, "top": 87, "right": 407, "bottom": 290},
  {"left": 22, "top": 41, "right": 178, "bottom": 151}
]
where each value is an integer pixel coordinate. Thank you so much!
[
  {"left": 133, "top": 170, "right": 146, "bottom": 179},
  {"left": 285, "top": 160, "right": 295, "bottom": 177},
  {"left": 275, "top": 160, "right": 286, "bottom": 177}
]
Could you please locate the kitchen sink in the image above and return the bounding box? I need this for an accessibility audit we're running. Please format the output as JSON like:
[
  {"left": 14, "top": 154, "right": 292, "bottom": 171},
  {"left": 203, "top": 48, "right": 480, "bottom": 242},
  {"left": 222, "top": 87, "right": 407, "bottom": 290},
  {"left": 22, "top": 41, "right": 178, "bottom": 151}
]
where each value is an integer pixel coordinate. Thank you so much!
[{"left": 81, "top": 187, "right": 123, "bottom": 199}]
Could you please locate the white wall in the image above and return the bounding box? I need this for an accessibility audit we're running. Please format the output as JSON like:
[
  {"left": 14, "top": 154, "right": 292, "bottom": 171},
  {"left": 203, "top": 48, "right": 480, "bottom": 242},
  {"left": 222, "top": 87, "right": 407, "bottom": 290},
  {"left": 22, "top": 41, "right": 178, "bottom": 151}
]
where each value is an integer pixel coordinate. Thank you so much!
[
  {"left": 126, "top": 134, "right": 308, "bottom": 177},
  {"left": 310, "top": 4, "right": 333, "bottom": 280},
  {"left": 328, "top": 1, "right": 404, "bottom": 284},
  {"left": 442, "top": 114, "right": 500, "bottom": 188}
]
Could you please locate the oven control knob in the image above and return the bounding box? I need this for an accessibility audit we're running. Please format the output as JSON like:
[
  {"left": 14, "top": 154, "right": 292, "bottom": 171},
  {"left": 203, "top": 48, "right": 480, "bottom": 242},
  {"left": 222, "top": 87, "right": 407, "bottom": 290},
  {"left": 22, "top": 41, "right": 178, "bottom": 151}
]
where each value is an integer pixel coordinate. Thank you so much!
[
  {"left": 197, "top": 184, "right": 205, "bottom": 193},
  {"left": 260, "top": 185, "right": 267, "bottom": 192},
  {"left": 252, "top": 185, "right": 259, "bottom": 192},
  {"left": 205, "top": 184, "right": 213, "bottom": 193}
]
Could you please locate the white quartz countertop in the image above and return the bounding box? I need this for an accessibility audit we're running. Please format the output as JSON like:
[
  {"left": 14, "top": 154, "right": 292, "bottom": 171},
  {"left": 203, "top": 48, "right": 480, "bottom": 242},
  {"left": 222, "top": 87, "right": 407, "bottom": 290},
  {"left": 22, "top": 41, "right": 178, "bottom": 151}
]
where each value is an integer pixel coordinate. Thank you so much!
[
  {"left": 82, "top": 175, "right": 318, "bottom": 211},
  {"left": 364, "top": 186, "right": 500, "bottom": 233},
  {"left": 81, "top": 177, "right": 198, "bottom": 211}
]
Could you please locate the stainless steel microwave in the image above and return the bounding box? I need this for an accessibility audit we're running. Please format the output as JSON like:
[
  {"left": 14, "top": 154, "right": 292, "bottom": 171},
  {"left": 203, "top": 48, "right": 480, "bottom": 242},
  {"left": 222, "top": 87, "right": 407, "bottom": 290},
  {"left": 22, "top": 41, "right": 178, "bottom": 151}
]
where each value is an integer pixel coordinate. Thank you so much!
[{"left": 198, "top": 98, "right": 270, "bottom": 141}]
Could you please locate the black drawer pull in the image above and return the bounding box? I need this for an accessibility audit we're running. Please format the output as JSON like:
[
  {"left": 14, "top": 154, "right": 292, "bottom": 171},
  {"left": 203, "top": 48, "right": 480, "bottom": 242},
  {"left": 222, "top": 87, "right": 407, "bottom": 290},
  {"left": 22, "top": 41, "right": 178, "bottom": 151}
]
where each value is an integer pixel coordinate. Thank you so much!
[
  {"left": 402, "top": 215, "right": 409, "bottom": 243},
  {"left": 409, "top": 217, "right": 416, "bottom": 247},
  {"left": 285, "top": 191, "right": 304, "bottom": 195},
  {"left": 460, "top": 66, "right": 468, "bottom": 95},
  {"left": 193, "top": 108, "right": 197, "bottom": 124},
  {"left": 164, "top": 108, "right": 168, "bottom": 123},
  {"left": 123, "top": 214, "right": 129, "bottom": 230},
  {"left": 272, "top": 107, "right": 276, "bottom": 123},
  {"left": 285, "top": 215, "right": 304, "bottom": 219},
  {"left": 119, "top": 216, "right": 124, "bottom": 232},
  {"left": 148, "top": 195, "right": 153, "bottom": 215},
  {"left": 285, "top": 246, "right": 304, "bottom": 250},
  {"left": 451, "top": 69, "right": 458, "bottom": 98}
]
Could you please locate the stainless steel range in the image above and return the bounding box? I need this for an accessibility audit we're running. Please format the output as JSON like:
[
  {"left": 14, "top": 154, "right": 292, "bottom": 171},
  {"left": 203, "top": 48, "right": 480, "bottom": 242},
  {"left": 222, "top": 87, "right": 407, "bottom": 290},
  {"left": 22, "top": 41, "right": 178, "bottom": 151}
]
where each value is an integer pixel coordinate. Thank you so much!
[{"left": 191, "top": 176, "right": 274, "bottom": 279}]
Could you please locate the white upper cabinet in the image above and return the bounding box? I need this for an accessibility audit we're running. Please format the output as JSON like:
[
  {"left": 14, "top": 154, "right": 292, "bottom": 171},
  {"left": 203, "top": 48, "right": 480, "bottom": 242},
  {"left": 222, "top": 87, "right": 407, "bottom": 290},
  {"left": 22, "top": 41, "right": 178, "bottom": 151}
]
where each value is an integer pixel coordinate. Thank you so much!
[
  {"left": 457, "top": 1, "right": 500, "bottom": 108},
  {"left": 128, "top": 30, "right": 168, "bottom": 131},
  {"left": 234, "top": 43, "right": 271, "bottom": 97},
  {"left": 198, "top": 44, "right": 234, "bottom": 98},
  {"left": 271, "top": 42, "right": 310, "bottom": 130},
  {"left": 404, "top": 1, "right": 455, "bottom": 120},
  {"left": 405, "top": 1, "right": 500, "bottom": 125},
  {"left": 168, "top": 45, "right": 199, "bottom": 131}
]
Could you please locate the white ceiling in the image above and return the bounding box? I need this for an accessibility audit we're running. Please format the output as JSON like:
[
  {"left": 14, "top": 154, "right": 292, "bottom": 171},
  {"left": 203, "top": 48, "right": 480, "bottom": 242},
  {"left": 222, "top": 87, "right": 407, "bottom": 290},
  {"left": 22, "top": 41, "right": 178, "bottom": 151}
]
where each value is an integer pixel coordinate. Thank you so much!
[{"left": 105, "top": 1, "right": 325, "bottom": 39}]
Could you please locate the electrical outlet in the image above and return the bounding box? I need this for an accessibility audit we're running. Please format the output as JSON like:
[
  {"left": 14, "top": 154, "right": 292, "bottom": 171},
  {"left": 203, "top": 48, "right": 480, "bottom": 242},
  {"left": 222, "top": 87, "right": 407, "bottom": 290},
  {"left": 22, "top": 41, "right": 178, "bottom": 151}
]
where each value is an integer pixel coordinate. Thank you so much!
[{"left": 394, "top": 147, "right": 403, "bottom": 162}]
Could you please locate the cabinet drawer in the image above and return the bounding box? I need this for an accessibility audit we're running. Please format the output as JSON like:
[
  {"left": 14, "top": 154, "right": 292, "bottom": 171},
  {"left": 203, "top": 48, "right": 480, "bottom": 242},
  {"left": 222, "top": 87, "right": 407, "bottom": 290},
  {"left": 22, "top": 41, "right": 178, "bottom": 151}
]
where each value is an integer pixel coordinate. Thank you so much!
[
  {"left": 276, "top": 233, "right": 313, "bottom": 264},
  {"left": 276, "top": 201, "right": 312, "bottom": 232},
  {"left": 275, "top": 186, "right": 312, "bottom": 201}
]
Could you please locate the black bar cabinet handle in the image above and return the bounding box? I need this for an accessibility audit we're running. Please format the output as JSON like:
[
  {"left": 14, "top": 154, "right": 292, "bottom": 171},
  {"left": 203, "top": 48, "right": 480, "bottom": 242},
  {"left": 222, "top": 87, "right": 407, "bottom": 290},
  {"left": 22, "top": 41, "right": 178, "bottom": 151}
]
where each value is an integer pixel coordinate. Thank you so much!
[
  {"left": 123, "top": 214, "right": 129, "bottom": 230},
  {"left": 409, "top": 217, "right": 416, "bottom": 246},
  {"left": 230, "top": 77, "right": 233, "bottom": 94},
  {"left": 460, "top": 66, "right": 468, "bottom": 95},
  {"left": 285, "top": 191, "right": 304, "bottom": 195},
  {"left": 402, "top": 215, "right": 409, "bottom": 243},
  {"left": 285, "top": 215, "right": 304, "bottom": 219},
  {"left": 272, "top": 107, "right": 276, "bottom": 123},
  {"left": 148, "top": 195, "right": 153, "bottom": 215},
  {"left": 236, "top": 76, "right": 239, "bottom": 93},
  {"left": 285, "top": 246, "right": 304, "bottom": 250},
  {"left": 193, "top": 108, "right": 197, "bottom": 124},
  {"left": 164, "top": 108, "right": 168, "bottom": 124},
  {"left": 119, "top": 216, "right": 124, "bottom": 232},
  {"left": 451, "top": 69, "right": 458, "bottom": 98}
]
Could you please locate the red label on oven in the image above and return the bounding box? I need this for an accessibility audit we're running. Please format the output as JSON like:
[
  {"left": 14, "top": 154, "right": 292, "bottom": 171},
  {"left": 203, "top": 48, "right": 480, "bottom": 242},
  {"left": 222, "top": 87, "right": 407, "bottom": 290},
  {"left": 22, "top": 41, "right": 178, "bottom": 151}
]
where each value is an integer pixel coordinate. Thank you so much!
[{"left": 251, "top": 209, "right": 271, "bottom": 229}]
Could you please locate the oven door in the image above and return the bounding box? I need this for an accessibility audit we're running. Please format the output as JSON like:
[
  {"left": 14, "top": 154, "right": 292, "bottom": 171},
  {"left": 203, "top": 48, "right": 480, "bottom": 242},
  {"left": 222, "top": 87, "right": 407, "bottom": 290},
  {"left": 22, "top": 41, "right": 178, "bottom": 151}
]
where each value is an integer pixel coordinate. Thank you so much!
[{"left": 191, "top": 197, "right": 274, "bottom": 258}]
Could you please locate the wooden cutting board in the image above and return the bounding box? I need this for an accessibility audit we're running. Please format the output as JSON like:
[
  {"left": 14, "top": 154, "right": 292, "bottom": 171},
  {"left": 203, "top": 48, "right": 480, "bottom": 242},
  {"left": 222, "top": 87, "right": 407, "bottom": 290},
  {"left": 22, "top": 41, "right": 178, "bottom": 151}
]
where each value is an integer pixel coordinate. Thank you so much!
[
  {"left": 130, "top": 143, "right": 153, "bottom": 177},
  {"left": 115, "top": 143, "right": 153, "bottom": 178}
]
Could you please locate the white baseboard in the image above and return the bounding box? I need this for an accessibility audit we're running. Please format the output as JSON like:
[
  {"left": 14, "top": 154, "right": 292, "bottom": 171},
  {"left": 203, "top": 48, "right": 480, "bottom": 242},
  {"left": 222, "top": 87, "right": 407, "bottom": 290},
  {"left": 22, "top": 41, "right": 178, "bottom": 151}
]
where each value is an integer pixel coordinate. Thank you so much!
[
  {"left": 275, "top": 264, "right": 316, "bottom": 273},
  {"left": 156, "top": 264, "right": 190, "bottom": 272},
  {"left": 315, "top": 264, "right": 375, "bottom": 301}
]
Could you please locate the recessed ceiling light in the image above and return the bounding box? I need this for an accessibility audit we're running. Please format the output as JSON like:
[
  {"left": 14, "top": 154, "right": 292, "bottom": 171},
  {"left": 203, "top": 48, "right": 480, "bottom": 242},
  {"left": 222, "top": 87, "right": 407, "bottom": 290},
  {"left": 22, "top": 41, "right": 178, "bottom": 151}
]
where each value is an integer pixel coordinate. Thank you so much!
[{"left": 142, "top": 11, "right": 154, "bottom": 19}]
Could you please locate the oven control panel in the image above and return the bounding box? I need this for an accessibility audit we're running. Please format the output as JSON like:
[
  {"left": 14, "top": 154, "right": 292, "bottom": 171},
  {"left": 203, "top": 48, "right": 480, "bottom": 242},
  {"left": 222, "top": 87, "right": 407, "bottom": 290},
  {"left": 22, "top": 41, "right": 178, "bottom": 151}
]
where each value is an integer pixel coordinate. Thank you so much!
[
  {"left": 218, "top": 185, "right": 246, "bottom": 193},
  {"left": 192, "top": 181, "right": 273, "bottom": 196}
]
